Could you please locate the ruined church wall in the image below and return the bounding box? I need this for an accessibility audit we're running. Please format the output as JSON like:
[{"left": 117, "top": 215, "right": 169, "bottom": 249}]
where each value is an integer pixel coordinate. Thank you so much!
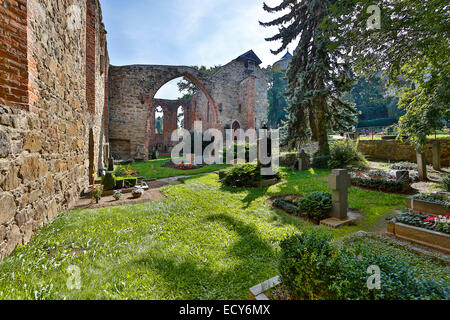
[{"left": 0, "top": 0, "right": 108, "bottom": 258}]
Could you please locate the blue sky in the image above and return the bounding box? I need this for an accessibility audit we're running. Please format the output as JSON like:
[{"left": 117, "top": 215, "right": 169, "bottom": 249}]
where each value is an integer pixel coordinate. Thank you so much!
[{"left": 100, "top": 0, "right": 295, "bottom": 98}]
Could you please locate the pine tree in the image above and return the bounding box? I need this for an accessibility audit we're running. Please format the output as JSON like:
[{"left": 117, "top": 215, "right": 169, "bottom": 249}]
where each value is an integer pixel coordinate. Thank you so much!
[{"left": 260, "top": 0, "right": 357, "bottom": 155}]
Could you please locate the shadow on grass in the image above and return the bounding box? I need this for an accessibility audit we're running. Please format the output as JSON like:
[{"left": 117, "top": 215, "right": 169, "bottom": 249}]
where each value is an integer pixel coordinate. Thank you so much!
[{"left": 128, "top": 213, "right": 278, "bottom": 299}]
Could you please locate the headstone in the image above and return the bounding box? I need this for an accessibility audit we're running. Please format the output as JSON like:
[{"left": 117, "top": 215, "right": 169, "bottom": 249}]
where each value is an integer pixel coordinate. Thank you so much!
[
  {"left": 395, "top": 170, "right": 410, "bottom": 182},
  {"left": 432, "top": 141, "right": 441, "bottom": 171},
  {"left": 328, "top": 169, "right": 351, "bottom": 220},
  {"left": 416, "top": 151, "right": 427, "bottom": 181},
  {"left": 298, "top": 150, "right": 310, "bottom": 171}
]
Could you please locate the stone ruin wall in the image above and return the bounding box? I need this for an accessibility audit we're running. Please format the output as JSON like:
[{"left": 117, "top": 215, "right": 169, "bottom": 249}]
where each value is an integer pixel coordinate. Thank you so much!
[
  {"left": 108, "top": 60, "right": 268, "bottom": 160},
  {"left": 0, "top": 0, "right": 108, "bottom": 258}
]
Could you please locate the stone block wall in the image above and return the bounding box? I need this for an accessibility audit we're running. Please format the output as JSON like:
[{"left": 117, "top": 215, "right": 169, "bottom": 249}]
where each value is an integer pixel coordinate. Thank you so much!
[
  {"left": 0, "top": 0, "right": 109, "bottom": 258},
  {"left": 358, "top": 140, "right": 450, "bottom": 166}
]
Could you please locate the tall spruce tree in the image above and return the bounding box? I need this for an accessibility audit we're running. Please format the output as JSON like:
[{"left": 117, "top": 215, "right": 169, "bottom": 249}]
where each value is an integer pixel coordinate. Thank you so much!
[{"left": 260, "top": 0, "right": 357, "bottom": 155}]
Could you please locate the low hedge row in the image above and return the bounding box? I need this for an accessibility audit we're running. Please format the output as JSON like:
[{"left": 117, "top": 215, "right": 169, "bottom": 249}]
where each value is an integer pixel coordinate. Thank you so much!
[
  {"left": 279, "top": 230, "right": 449, "bottom": 300},
  {"left": 102, "top": 172, "right": 137, "bottom": 190}
]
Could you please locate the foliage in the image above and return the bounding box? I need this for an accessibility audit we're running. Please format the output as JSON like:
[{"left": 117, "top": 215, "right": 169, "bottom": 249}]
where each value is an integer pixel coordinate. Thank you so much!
[
  {"left": 344, "top": 76, "right": 402, "bottom": 124},
  {"left": 358, "top": 118, "right": 398, "bottom": 128},
  {"left": 260, "top": 0, "right": 358, "bottom": 155},
  {"left": 279, "top": 232, "right": 450, "bottom": 300},
  {"left": 389, "top": 162, "right": 417, "bottom": 171},
  {"left": 396, "top": 212, "right": 450, "bottom": 235},
  {"left": 443, "top": 174, "right": 450, "bottom": 192},
  {"left": 411, "top": 194, "right": 450, "bottom": 209},
  {"left": 102, "top": 172, "right": 117, "bottom": 191},
  {"left": 328, "top": 0, "right": 450, "bottom": 147},
  {"left": 266, "top": 67, "right": 289, "bottom": 128},
  {"left": 219, "top": 163, "right": 265, "bottom": 187},
  {"left": 279, "top": 230, "right": 338, "bottom": 300},
  {"left": 222, "top": 142, "right": 257, "bottom": 163},
  {"left": 91, "top": 185, "right": 103, "bottom": 202},
  {"left": 328, "top": 140, "right": 366, "bottom": 169},
  {"left": 273, "top": 192, "right": 332, "bottom": 222},
  {"left": 351, "top": 173, "right": 406, "bottom": 193},
  {"left": 312, "top": 156, "right": 330, "bottom": 169},
  {"left": 279, "top": 152, "right": 298, "bottom": 167},
  {"left": 112, "top": 190, "right": 122, "bottom": 201}
]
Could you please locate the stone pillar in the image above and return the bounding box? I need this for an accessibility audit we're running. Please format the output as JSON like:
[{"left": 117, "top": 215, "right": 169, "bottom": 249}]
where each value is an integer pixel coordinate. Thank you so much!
[
  {"left": 416, "top": 151, "right": 427, "bottom": 181},
  {"left": 298, "top": 150, "right": 310, "bottom": 171},
  {"left": 328, "top": 169, "right": 351, "bottom": 220},
  {"left": 432, "top": 141, "right": 441, "bottom": 171}
]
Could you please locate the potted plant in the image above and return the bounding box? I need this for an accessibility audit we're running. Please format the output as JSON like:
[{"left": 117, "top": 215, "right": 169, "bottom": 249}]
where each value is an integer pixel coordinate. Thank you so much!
[
  {"left": 91, "top": 185, "right": 103, "bottom": 204},
  {"left": 113, "top": 190, "right": 122, "bottom": 201},
  {"left": 132, "top": 186, "right": 144, "bottom": 199}
]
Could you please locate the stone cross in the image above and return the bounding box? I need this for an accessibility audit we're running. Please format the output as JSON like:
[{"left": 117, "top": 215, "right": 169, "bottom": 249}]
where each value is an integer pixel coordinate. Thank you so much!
[{"left": 328, "top": 169, "right": 351, "bottom": 220}]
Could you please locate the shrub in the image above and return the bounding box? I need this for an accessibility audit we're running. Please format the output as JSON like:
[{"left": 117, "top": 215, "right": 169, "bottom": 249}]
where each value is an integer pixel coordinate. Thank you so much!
[
  {"left": 219, "top": 163, "right": 262, "bottom": 187},
  {"left": 328, "top": 140, "right": 366, "bottom": 169},
  {"left": 331, "top": 243, "right": 449, "bottom": 300},
  {"left": 279, "top": 230, "right": 338, "bottom": 300},
  {"left": 443, "top": 174, "right": 450, "bottom": 192},
  {"left": 102, "top": 172, "right": 117, "bottom": 191},
  {"left": 272, "top": 199, "right": 299, "bottom": 215},
  {"left": 294, "top": 192, "right": 332, "bottom": 221},
  {"left": 279, "top": 232, "right": 450, "bottom": 300},
  {"left": 312, "top": 155, "right": 330, "bottom": 169},
  {"left": 279, "top": 152, "right": 298, "bottom": 167}
]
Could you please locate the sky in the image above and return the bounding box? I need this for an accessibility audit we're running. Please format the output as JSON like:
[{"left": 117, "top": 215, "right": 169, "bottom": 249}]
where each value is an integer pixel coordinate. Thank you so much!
[{"left": 100, "top": 0, "right": 295, "bottom": 99}]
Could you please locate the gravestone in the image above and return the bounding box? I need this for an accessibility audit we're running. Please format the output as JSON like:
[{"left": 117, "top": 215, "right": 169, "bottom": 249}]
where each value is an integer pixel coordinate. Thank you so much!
[
  {"left": 416, "top": 151, "right": 427, "bottom": 181},
  {"left": 328, "top": 169, "right": 351, "bottom": 220},
  {"left": 395, "top": 170, "right": 410, "bottom": 182},
  {"left": 297, "top": 150, "right": 310, "bottom": 171},
  {"left": 108, "top": 156, "right": 114, "bottom": 172},
  {"left": 432, "top": 141, "right": 441, "bottom": 171}
]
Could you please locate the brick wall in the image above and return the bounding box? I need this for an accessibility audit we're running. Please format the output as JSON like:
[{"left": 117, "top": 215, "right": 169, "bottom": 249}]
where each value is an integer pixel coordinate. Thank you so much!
[{"left": 0, "top": 0, "right": 28, "bottom": 109}]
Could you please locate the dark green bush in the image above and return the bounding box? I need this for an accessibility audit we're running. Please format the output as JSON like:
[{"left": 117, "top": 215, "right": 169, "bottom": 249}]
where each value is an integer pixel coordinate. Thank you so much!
[
  {"left": 279, "top": 231, "right": 338, "bottom": 300},
  {"left": 102, "top": 172, "right": 117, "bottom": 191},
  {"left": 116, "top": 177, "right": 138, "bottom": 189},
  {"left": 295, "top": 192, "right": 332, "bottom": 221},
  {"left": 328, "top": 140, "right": 366, "bottom": 169},
  {"left": 443, "top": 174, "right": 450, "bottom": 192},
  {"left": 219, "top": 163, "right": 262, "bottom": 187},
  {"left": 279, "top": 232, "right": 450, "bottom": 300},
  {"left": 279, "top": 152, "right": 298, "bottom": 167},
  {"left": 330, "top": 240, "right": 450, "bottom": 300},
  {"left": 312, "top": 156, "right": 330, "bottom": 169},
  {"left": 381, "top": 135, "right": 397, "bottom": 140}
]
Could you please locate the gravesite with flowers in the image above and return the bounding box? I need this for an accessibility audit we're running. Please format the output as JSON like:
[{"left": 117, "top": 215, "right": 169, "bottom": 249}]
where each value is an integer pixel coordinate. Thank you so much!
[{"left": 0, "top": 0, "right": 448, "bottom": 305}]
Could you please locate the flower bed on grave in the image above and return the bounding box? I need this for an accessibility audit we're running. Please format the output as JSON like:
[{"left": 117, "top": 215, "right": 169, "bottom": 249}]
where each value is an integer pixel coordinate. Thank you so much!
[
  {"left": 270, "top": 192, "right": 332, "bottom": 224},
  {"left": 350, "top": 169, "right": 411, "bottom": 193},
  {"left": 406, "top": 193, "right": 450, "bottom": 216},
  {"left": 161, "top": 160, "right": 203, "bottom": 170}
]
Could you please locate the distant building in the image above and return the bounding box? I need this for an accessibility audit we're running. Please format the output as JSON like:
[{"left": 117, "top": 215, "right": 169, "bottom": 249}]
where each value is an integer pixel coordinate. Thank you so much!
[{"left": 273, "top": 51, "right": 292, "bottom": 70}]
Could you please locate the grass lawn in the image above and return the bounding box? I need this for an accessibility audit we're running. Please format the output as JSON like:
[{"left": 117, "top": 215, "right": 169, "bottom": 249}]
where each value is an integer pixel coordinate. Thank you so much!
[
  {"left": 120, "top": 157, "right": 229, "bottom": 180},
  {"left": 1, "top": 168, "right": 446, "bottom": 300}
]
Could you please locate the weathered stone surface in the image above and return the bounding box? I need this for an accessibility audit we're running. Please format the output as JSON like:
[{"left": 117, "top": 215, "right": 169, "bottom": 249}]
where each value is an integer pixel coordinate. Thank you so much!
[
  {"left": 0, "top": 193, "right": 16, "bottom": 225},
  {"left": 19, "top": 156, "right": 40, "bottom": 182},
  {"left": 5, "top": 225, "right": 21, "bottom": 256},
  {"left": 0, "top": 165, "right": 20, "bottom": 191},
  {"left": 358, "top": 140, "right": 450, "bottom": 166},
  {"left": 23, "top": 133, "right": 42, "bottom": 153},
  {"left": 0, "top": 225, "right": 5, "bottom": 241},
  {"left": 0, "top": 130, "right": 11, "bottom": 158}
]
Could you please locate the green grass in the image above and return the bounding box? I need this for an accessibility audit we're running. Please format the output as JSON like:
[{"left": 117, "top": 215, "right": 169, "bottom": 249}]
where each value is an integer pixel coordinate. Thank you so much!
[
  {"left": 123, "top": 158, "right": 229, "bottom": 180},
  {"left": 1, "top": 169, "right": 443, "bottom": 300}
]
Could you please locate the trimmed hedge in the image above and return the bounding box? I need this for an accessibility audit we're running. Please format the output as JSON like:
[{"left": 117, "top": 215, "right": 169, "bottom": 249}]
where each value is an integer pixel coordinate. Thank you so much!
[
  {"left": 351, "top": 176, "right": 406, "bottom": 192},
  {"left": 102, "top": 172, "right": 116, "bottom": 191},
  {"left": 219, "top": 163, "right": 262, "bottom": 187},
  {"left": 357, "top": 118, "right": 397, "bottom": 128},
  {"left": 272, "top": 192, "right": 331, "bottom": 222}
]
